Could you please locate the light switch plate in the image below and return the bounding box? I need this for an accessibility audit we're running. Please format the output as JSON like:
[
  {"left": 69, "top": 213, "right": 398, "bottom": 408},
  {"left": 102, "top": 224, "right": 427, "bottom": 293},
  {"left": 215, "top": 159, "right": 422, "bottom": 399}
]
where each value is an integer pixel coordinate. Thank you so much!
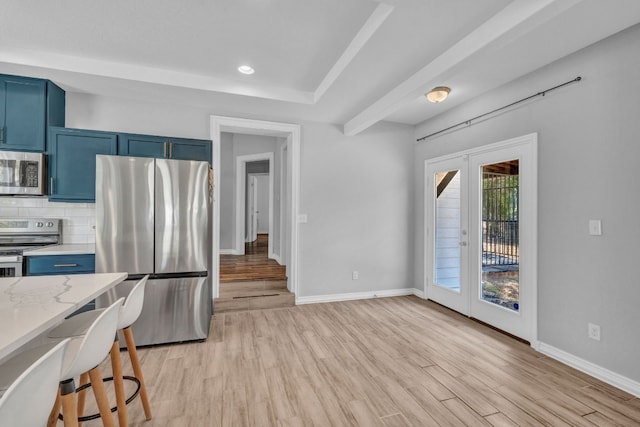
[{"left": 589, "top": 219, "right": 602, "bottom": 236}]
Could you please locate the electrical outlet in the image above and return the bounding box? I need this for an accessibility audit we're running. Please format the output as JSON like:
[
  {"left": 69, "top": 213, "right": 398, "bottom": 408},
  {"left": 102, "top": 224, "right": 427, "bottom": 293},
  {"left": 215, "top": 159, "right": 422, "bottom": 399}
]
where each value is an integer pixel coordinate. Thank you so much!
[
  {"left": 588, "top": 323, "right": 601, "bottom": 341},
  {"left": 352, "top": 271, "right": 359, "bottom": 280},
  {"left": 589, "top": 219, "right": 602, "bottom": 235}
]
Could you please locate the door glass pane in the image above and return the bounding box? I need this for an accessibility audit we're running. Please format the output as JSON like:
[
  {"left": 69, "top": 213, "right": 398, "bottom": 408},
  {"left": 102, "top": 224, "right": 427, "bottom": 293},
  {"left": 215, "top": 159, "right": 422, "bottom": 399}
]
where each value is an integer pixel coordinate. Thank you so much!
[
  {"left": 434, "top": 170, "right": 461, "bottom": 292},
  {"left": 481, "top": 160, "right": 519, "bottom": 311}
]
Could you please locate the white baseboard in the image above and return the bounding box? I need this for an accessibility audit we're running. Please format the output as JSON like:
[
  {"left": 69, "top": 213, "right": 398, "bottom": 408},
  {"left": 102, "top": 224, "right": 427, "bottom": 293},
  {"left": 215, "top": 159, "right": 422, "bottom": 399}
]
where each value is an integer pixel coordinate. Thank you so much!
[
  {"left": 413, "top": 288, "right": 425, "bottom": 299},
  {"left": 537, "top": 342, "right": 640, "bottom": 398},
  {"left": 220, "top": 249, "right": 242, "bottom": 255},
  {"left": 296, "top": 288, "right": 417, "bottom": 305},
  {"left": 269, "top": 253, "right": 282, "bottom": 264}
]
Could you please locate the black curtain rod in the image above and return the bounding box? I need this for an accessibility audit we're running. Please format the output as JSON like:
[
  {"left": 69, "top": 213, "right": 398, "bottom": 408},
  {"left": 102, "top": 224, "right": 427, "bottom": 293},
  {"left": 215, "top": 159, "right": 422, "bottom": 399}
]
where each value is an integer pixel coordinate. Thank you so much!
[{"left": 416, "top": 76, "right": 582, "bottom": 142}]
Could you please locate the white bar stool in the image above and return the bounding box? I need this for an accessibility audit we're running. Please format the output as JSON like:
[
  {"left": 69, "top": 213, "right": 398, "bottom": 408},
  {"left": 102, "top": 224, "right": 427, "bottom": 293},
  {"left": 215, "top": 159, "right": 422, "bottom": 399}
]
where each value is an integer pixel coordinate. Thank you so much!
[
  {"left": 0, "top": 339, "right": 70, "bottom": 427},
  {"left": 50, "top": 297, "right": 124, "bottom": 427},
  {"left": 48, "top": 276, "right": 152, "bottom": 426}
]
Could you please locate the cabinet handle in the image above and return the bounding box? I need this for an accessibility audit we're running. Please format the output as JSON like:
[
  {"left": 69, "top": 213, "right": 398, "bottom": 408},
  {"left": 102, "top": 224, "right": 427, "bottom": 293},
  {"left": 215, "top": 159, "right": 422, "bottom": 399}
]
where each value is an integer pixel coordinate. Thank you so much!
[
  {"left": 50, "top": 177, "right": 54, "bottom": 193},
  {"left": 164, "top": 142, "right": 167, "bottom": 158},
  {"left": 169, "top": 142, "right": 173, "bottom": 158},
  {"left": 0, "top": 127, "right": 4, "bottom": 143},
  {"left": 54, "top": 264, "right": 78, "bottom": 267}
]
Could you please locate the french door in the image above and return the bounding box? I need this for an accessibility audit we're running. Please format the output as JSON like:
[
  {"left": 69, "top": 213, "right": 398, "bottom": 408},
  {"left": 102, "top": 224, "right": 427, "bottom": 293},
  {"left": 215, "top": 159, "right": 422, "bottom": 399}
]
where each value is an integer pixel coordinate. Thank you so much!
[{"left": 425, "top": 135, "right": 537, "bottom": 342}]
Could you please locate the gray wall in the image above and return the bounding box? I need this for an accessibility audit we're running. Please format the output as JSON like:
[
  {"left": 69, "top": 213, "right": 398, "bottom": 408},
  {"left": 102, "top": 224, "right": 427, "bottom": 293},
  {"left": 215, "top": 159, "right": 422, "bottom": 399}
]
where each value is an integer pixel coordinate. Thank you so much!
[
  {"left": 414, "top": 24, "right": 640, "bottom": 383},
  {"left": 299, "top": 121, "right": 415, "bottom": 297},
  {"left": 66, "top": 94, "right": 415, "bottom": 297}
]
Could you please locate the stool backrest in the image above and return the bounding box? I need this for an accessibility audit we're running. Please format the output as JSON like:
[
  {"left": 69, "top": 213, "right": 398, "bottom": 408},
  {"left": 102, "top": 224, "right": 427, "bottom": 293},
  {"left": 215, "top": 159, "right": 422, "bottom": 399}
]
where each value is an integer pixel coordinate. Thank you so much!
[
  {"left": 63, "top": 297, "right": 124, "bottom": 379},
  {"left": 118, "top": 275, "right": 148, "bottom": 329},
  {"left": 0, "top": 339, "right": 69, "bottom": 427}
]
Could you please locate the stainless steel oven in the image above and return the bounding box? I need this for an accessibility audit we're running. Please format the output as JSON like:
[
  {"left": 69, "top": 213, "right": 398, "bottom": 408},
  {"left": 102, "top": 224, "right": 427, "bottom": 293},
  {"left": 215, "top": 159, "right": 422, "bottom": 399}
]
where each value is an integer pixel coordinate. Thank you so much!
[
  {"left": 0, "top": 151, "right": 47, "bottom": 196},
  {"left": 0, "top": 218, "right": 62, "bottom": 277}
]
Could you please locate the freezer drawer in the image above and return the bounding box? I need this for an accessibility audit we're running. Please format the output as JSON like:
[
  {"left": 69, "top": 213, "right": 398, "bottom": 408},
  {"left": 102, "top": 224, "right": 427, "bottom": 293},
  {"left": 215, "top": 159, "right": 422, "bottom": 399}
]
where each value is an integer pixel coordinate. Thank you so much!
[{"left": 97, "top": 276, "right": 211, "bottom": 347}]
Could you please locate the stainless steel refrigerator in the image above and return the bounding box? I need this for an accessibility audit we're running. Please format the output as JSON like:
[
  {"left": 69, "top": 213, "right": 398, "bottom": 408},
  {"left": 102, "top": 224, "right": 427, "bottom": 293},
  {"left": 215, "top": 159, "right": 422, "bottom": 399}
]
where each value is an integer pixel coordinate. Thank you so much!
[{"left": 95, "top": 155, "right": 212, "bottom": 346}]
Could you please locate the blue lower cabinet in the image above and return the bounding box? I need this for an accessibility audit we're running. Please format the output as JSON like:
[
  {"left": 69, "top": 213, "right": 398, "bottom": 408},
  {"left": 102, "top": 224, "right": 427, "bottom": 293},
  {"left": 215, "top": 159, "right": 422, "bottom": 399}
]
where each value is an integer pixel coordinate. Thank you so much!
[
  {"left": 26, "top": 254, "right": 96, "bottom": 316},
  {"left": 26, "top": 254, "right": 95, "bottom": 276}
]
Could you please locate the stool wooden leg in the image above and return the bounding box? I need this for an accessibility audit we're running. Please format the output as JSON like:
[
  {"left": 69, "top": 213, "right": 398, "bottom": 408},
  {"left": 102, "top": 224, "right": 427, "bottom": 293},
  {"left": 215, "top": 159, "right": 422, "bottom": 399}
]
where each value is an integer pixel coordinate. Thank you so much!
[
  {"left": 88, "top": 366, "right": 115, "bottom": 427},
  {"left": 76, "top": 372, "right": 89, "bottom": 427},
  {"left": 123, "top": 327, "right": 152, "bottom": 420},
  {"left": 60, "top": 385, "right": 79, "bottom": 427},
  {"left": 110, "top": 341, "right": 128, "bottom": 427},
  {"left": 47, "top": 388, "right": 61, "bottom": 427}
]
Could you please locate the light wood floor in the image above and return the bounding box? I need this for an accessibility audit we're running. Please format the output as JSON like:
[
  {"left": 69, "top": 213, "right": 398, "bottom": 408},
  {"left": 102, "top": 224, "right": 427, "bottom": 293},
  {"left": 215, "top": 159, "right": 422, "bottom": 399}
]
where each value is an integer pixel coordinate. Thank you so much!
[{"left": 77, "top": 296, "right": 640, "bottom": 426}]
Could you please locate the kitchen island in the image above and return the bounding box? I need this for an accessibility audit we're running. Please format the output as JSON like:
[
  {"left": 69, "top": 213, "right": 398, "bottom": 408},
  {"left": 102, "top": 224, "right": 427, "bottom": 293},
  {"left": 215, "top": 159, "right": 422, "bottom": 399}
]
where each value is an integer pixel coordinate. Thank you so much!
[{"left": 0, "top": 272, "right": 126, "bottom": 362}]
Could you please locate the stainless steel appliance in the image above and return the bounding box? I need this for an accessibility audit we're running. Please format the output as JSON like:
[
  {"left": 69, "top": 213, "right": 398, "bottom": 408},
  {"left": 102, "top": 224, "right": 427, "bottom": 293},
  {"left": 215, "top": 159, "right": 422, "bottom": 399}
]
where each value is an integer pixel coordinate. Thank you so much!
[
  {"left": 0, "top": 151, "right": 47, "bottom": 196},
  {"left": 95, "top": 155, "right": 212, "bottom": 347},
  {"left": 0, "top": 218, "right": 62, "bottom": 277}
]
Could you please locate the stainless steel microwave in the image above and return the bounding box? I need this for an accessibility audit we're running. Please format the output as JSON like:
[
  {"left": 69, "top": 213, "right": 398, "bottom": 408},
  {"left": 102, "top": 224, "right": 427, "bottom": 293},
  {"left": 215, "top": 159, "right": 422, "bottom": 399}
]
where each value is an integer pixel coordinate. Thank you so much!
[{"left": 0, "top": 151, "right": 46, "bottom": 196}]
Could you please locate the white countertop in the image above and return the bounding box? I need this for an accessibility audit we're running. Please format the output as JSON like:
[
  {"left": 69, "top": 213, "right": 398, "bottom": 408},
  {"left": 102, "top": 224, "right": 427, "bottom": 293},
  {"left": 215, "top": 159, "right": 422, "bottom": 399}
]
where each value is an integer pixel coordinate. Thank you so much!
[
  {"left": 23, "top": 243, "right": 96, "bottom": 256},
  {"left": 0, "top": 272, "right": 126, "bottom": 362}
]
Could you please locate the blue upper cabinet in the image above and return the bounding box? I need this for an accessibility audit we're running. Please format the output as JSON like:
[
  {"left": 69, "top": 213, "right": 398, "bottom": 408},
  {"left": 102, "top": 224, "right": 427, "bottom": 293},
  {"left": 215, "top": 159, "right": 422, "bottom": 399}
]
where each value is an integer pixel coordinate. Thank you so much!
[
  {"left": 119, "top": 133, "right": 211, "bottom": 163},
  {"left": 118, "top": 133, "right": 167, "bottom": 158},
  {"left": 170, "top": 138, "right": 211, "bottom": 163},
  {"left": 48, "top": 127, "right": 117, "bottom": 202},
  {"left": 0, "top": 74, "right": 65, "bottom": 152}
]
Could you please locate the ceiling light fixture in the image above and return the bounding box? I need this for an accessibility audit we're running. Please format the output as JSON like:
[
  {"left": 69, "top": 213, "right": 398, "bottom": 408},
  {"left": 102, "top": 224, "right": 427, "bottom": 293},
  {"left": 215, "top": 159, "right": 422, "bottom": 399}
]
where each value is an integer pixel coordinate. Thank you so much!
[
  {"left": 238, "top": 65, "right": 255, "bottom": 75},
  {"left": 426, "top": 86, "right": 451, "bottom": 103}
]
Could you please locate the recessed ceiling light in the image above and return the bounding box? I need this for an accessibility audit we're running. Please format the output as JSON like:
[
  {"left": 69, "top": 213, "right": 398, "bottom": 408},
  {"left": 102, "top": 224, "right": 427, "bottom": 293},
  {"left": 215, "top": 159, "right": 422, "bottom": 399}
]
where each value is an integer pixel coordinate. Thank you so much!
[
  {"left": 238, "top": 65, "right": 255, "bottom": 75},
  {"left": 426, "top": 86, "right": 451, "bottom": 103}
]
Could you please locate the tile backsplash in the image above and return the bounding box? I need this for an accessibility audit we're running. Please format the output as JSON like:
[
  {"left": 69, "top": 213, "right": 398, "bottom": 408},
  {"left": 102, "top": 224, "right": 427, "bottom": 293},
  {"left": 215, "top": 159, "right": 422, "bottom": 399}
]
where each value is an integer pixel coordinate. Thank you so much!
[{"left": 0, "top": 197, "right": 96, "bottom": 244}]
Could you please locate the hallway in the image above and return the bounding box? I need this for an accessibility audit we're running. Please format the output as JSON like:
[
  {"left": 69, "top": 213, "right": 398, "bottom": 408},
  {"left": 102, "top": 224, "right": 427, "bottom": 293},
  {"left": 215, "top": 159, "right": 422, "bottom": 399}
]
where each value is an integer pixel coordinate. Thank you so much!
[{"left": 216, "top": 234, "right": 293, "bottom": 313}]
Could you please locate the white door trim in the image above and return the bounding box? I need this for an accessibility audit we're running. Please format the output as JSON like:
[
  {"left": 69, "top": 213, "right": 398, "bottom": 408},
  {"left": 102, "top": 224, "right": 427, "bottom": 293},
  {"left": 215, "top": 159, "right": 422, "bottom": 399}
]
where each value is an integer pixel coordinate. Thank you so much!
[
  {"left": 210, "top": 116, "right": 301, "bottom": 300},
  {"left": 235, "top": 152, "right": 274, "bottom": 254}
]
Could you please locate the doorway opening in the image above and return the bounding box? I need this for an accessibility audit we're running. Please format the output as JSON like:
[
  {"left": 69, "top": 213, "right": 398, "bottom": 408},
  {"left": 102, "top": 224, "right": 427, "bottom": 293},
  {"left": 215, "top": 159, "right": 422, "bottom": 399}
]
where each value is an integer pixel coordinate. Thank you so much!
[{"left": 210, "top": 116, "right": 300, "bottom": 311}]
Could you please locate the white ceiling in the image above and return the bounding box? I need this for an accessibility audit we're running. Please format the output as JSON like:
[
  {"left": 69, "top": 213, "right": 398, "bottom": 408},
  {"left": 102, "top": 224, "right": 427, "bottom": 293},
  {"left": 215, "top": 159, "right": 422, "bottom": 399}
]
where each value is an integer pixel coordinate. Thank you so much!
[{"left": 1, "top": 0, "right": 640, "bottom": 136}]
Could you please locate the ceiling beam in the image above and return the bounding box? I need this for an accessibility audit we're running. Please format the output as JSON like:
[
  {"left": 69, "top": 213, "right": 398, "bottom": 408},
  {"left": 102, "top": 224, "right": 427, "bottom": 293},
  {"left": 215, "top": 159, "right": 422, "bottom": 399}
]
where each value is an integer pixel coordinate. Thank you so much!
[
  {"left": 313, "top": 3, "right": 394, "bottom": 102},
  {"left": 342, "top": 0, "right": 583, "bottom": 136}
]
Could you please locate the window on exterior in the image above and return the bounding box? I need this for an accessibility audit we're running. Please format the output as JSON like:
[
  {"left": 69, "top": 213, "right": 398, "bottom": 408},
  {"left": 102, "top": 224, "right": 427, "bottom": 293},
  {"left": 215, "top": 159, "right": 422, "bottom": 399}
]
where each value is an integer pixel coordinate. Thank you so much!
[
  {"left": 481, "top": 160, "right": 519, "bottom": 311},
  {"left": 434, "top": 170, "right": 461, "bottom": 292}
]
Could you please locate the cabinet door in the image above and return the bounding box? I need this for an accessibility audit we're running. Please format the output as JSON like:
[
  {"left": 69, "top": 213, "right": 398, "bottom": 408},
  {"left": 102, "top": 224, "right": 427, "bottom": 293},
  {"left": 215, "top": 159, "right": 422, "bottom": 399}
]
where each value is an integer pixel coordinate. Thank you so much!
[
  {"left": 49, "top": 127, "right": 118, "bottom": 202},
  {"left": 118, "top": 133, "right": 167, "bottom": 158},
  {"left": 0, "top": 75, "right": 46, "bottom": 152},
  {"left": 170, "top": 138, "right": 212, "bottom": 163}
]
